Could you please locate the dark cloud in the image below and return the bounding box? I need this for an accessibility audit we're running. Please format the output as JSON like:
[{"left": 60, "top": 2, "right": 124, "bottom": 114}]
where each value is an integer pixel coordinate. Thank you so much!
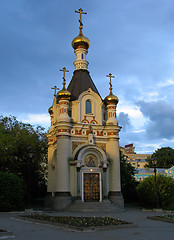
[
  {"left": 137, "top": 100, "right": 174, "bottom": 139},
  {"left": 117, "top": 112, "right": 132, "bottom": 131},
  {"left": 1, "top": 0, "right": 174, "bottom": 153}
]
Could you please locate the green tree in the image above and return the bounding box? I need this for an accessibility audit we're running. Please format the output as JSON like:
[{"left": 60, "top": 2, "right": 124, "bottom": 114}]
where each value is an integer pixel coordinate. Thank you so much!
[
  {"left": 120, "top": 151, "right": 138, "bottom": 202},
  {"left": 0, "top": 116, "right": 48, "bottom": 201},
  {"left": 0, "top": 172, "right": 25, "bottom": 211},
  {"left": 137, "top": 175, "right": 174, "bottom": 209},
  {"left": 145, "top": 147, "right": 174, "bottom": 168}
]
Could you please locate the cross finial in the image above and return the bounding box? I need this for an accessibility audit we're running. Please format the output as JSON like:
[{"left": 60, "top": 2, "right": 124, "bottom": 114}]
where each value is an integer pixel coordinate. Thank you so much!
[
  {"left": 106, "top": 73, "right": 115, "bottom": 94},
  {"left": 75, "top": 8, "right": 87, "bottom": 30},
  {"left": 60, "top": 67, "right": 69, "bottom": 90},
  {"left": 51, "top": 85, "right": 59, "bottom": 96}
]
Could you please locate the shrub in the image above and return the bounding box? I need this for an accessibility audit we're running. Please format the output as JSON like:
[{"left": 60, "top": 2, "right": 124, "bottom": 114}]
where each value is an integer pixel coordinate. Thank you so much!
[
  {"left": 0, "top": 172, "right": 25, "bottom": 211},
  {"left": 120, "top": 153, "right": 138, "bottom": 202},
  {"left": 136, "top": 175, "right": 174, "bottom": 209}
]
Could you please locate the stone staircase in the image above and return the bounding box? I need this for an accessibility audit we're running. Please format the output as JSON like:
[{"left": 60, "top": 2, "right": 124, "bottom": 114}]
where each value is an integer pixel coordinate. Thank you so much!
[{"left": 64, "top": 199, "right": 123, "bottom": 213}]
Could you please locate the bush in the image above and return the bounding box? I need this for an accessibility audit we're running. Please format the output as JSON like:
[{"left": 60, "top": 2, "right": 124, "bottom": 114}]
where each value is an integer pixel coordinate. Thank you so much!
[
  {"left": 120, "top": 153, "right": 138, "bottom": 202},
  {"left": 136, "top": 175, "right": 174, "bottom": 209},
  {"left": 0, "top": 172, "right": 25, "bottom": 211}
]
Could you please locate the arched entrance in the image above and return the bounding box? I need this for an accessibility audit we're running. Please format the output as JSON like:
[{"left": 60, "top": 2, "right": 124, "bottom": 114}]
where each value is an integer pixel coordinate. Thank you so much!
[
  {"left": 82, "top": 171, "right": 101, "bottom": 202},
  {"left": 74, "top": 144, "right": 108, "bottom": 202}
]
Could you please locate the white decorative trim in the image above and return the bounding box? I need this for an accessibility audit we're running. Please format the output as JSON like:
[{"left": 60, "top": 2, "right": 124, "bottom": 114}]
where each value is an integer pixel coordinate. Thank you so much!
[{"left": 74, "top": 48, "right": 89, "bottom": 70}]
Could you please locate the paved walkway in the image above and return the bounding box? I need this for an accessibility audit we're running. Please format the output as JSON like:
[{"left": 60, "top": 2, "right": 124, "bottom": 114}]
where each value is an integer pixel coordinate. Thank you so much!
[{"left": 0, "top": 206, "right": 174, "bottom": 240}]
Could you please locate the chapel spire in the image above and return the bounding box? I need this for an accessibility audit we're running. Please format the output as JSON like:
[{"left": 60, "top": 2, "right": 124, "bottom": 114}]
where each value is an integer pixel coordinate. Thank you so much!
[
  {"left": 75, "top": 8, "right": 87, "bottom": 33},
  {"left": 56, "top": 67, "right": 71, "bottom": 101},
  {"left": 104, "top": 73, "right": 119, "bottom": 125},
  {"left": 60, "top": 67, "right": 69, "bottom": 90},
  {"left": 106, "top": 73, "right": 115, "bottom": 95},
  {"left": 72, "top": 8, "right": 90, "bottom": 70}
]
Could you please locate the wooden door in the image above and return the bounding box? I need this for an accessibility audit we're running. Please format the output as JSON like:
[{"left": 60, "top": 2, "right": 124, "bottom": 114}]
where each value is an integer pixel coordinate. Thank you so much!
[{"left": 84, "top": 173, "right": 100, "bottom": 202}]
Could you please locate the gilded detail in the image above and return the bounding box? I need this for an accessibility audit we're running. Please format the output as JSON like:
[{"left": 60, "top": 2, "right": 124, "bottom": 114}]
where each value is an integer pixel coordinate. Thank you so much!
[
  {"left": 84, "top": 154, "right": 97, "bottom": 167},
  {"left": 96, "top": 143, "right": 106, "bottom": 153},
  {"left": 72, "top": 141, "right": 85, "bottom": 152}
]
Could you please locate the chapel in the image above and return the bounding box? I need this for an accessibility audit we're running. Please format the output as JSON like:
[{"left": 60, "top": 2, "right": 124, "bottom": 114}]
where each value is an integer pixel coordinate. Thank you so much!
[{"left": 46, "top": 8, "right": 124, "bottom": 210}]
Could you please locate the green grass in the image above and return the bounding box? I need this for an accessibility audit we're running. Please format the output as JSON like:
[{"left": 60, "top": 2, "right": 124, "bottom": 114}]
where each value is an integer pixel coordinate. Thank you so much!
[{"left": 25, "top": 214, "right": 130, "bottom": 227}]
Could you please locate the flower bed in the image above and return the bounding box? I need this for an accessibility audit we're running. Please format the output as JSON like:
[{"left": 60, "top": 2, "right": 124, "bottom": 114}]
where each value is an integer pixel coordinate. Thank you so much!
[
  {"left": 148, "top": 215, "right": 174, "bottom": 223},
  {"left": 25, "top": 214, "right": 130, "bottom": 228}
]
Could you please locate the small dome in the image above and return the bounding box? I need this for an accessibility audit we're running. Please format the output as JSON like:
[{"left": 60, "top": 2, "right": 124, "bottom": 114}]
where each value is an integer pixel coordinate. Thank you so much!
[
  {"left": 48, "top": 106, "right": 53, "bottom": 114},
  {"left": 104, "top": 93, "right": 119, "bottom": 105},
  {"left": 72, "top": 32, "right": 90, "bottom": 50},
  {"left": 57, "top": 88, "right": 71, "bottom": 101}
]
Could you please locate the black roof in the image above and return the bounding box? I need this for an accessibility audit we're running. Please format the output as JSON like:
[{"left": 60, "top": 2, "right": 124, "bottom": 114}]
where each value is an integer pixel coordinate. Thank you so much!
[{"left": 67, "top": 69, "right": 101, "bottom": 101}]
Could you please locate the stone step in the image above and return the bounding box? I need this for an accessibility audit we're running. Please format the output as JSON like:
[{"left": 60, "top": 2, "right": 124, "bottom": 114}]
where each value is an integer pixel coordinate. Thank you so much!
[{"left": 64, "top": 199, "right": 123, "bottom": 212}]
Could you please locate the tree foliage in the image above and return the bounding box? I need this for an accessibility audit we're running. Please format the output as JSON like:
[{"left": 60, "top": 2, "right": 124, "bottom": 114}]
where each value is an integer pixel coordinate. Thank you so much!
[
  {"left": 0, "top": 172, "right": 25, "bottom": 211},
  {"left": 137, "top": 175, "right": 174, "bottom": 209},
  {"left": 120, "top": 151, "right": 138, "bottom": 202},
  {"left": 0, "top": 116, "right": 48, "bottom": 199},
  {"left": 145, "top": 147, "right": 174, "bottom": 168}
]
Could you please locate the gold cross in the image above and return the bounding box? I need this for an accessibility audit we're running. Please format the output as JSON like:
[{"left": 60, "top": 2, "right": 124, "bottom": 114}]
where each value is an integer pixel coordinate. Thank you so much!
[
  {"left": 51, "top": 85, "right": 59, "bottom": 96},
  {"left": 106, "top": 73, "right": 115, "bottom": 93},
  {"left": 60, "top": 67, "right": 69, "bottom": 89},
  {"left": 75, "top": 8, "right": 87, "bottom": 27}
]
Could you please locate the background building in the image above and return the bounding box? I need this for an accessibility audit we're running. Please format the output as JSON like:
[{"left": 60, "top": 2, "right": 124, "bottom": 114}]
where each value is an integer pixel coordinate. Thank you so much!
[
  {"left": 121, "top": 143, "right": 150, "bottom": 169},
  {"left": 121, "top": 144, "right": 174, "bottom": 181}
]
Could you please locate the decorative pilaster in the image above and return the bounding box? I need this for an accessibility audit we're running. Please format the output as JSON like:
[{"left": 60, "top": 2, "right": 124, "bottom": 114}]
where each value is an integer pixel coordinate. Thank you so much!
[
  {"left": 76, "top": 167, "right": 81, "bottom": 199},
  {"left": 106, "top": 125, "right": 124, "bottom": 208},
  {"left": 54, "top": 122, "right": 72, "bottom": 210}
]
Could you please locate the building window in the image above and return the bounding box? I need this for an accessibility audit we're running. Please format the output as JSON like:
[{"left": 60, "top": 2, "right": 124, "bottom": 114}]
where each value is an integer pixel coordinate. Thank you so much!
[
  {"left": 82, "top": 53, "right": 84, "bottom": 59},
  {"left": 86, "top": 100, "right": 92, "bottom": 114}
]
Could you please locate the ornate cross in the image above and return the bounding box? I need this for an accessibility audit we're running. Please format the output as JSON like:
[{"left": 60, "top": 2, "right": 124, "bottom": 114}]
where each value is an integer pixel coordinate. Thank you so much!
[
  {"left": 51, "top": 85, "right": 59, "bottom": 96},
  {"left": 75, "top": 8, "right": 87, "bottom": 27},
  {"left": 106, "top": 73, "right": 115, "bottom": 93},
  {"left": 60, "top": 67, "right": 69, "bottom": 89}
]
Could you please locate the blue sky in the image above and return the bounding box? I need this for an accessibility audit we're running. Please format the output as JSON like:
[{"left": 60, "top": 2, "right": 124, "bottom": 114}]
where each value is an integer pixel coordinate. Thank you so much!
[{"left": 0, "top": 0, "right": 174, "bottom": 153}]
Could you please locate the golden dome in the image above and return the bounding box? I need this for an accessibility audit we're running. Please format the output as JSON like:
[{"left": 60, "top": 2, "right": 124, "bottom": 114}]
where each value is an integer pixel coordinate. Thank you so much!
[
  {"left": 104, "top": 93, "right": 119, "bottom": 105},
  {"left": 72, "top": 30, "right": 90, "bottom": 50},
  {"left": 57, "top": 88, "right": 71, "bottom": 101},
  {"left": 48, "top": 106, "right": 53, "bottom": 114}
]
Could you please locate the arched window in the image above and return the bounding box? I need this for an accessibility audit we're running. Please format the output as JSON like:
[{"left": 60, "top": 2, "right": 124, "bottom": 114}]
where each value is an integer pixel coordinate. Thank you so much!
[
  {"left": 81, "top": 53, "right": 84, "bottom": 59},
  {"left": 86, "top": 100, "right": 92, "bottom": 114}
]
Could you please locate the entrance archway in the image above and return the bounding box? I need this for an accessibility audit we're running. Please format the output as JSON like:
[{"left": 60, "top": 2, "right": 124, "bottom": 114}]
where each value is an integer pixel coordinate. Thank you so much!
[{"left": 74, "top": 144, "right": 108, "bottom": 202}]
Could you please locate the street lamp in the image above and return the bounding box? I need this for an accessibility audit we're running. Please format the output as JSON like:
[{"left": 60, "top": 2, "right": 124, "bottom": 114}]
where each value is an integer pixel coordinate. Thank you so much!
[
  {"left": 28, "top": 146, "right": 34, "bottom": 205},
  {"left": 152, "top": 158, "right": 160, "bottom": 208}
]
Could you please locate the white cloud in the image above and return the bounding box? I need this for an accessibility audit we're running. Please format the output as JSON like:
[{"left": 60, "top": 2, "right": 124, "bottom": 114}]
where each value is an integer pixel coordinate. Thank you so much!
[
  {"left": 158, "top": 78, "right": 174, "bottom": 87},
  {"left": 117, "top": 105, "right": 142, "bottom": 118},
  {"left": 162, "top": 138, "right": 174, "bottom": 143},
  {"left": 117, "top": 104, "right": 147, "bottom": 129},
  {"left": 148, "top": 92, "right": 159, "bottom": 97},
  {"left": 18, "top": 113, "right": 50, "bottom": 128},
  {"left": 132, "top": 129, "right": 145, "bottom": 133},
  {"left": 136, "top": 142, "right": 162, "bottom": 153}
]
